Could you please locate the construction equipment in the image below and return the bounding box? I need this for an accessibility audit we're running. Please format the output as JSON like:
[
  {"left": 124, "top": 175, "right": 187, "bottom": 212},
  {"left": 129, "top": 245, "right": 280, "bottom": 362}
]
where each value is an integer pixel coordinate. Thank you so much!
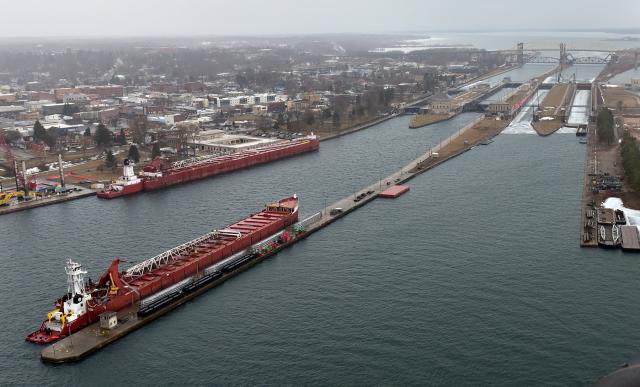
[{"left": 0, "top": 190, "right": 37, "bottom": 206}]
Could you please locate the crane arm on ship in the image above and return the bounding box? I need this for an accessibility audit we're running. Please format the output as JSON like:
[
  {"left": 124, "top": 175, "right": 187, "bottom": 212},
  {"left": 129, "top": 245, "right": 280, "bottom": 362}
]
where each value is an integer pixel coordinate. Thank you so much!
[{"left": 97, "top": 259, "right": 126, "bottom": 294}]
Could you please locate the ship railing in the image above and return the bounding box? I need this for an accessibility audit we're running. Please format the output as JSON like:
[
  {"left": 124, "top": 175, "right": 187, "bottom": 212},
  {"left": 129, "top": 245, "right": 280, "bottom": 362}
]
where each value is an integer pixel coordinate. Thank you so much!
[
  {"left": 125, "top": 229, "right": 227, "bottom": 278},
  {"left": 171, "top": 150, "right": 231, "bottom": 169},
  {"left": 296, "top": 212, "right": 322, "bottom": 229},
  {"left": 170, "top": 138, "right": 312, "bottom": 171}
]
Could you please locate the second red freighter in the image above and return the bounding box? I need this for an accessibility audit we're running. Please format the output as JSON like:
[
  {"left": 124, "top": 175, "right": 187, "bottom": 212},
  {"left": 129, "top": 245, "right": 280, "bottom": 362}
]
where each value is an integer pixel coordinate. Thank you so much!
[{"left": 96, "top": 135, "right": 319, "bottom": 199}]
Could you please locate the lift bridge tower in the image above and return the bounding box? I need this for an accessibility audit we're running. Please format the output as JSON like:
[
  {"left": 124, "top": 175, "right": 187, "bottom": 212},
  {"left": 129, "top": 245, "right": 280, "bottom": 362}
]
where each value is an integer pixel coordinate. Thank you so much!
[
  {"left": 517, "top": 42, "right": 524, "bottom": 65},
  {"left": 559, "top": 43, "right": 568, "bottom": 68}
]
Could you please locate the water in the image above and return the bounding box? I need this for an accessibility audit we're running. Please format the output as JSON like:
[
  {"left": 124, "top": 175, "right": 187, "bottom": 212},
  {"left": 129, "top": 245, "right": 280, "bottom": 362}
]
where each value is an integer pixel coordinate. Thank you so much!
[
  {"left": 1, "top": 39, "right": 637, "bottom": 384},
  {"left": 1, "top": 111, "right": 638, "bottom": 385},
  {"left": 567, "top": 90, "right": 591, "bottom": 126},
  {"left": 377, "top": 30, "right": 640, "bottom": 52},
  {"left": 463, "top": 64, "right": 556, "bottom": 89},
  {"left": 608, "top": 67, "right": 640, "bottom": 85},
  {"left": 561, "top": 64, "right": 606, "bottom": 83}
]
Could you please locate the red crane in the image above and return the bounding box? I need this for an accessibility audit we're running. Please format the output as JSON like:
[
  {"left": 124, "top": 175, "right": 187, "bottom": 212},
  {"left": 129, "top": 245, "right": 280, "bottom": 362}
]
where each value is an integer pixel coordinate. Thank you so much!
[
  {"left": 0, "top": 129, "right": 14, "bottom": 165},
  {"left": 0, "top": 130, "right": 36, "bottom": 191}
]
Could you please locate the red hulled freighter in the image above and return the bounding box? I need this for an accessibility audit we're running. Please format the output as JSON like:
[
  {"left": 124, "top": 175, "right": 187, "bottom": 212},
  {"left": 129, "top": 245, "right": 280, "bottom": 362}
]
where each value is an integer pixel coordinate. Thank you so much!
[
  {"left": 96, "top": 135, "right": 319, "bottom": 199},
  {"left": 26, "top": 195, "right": 300, "bottom": 344}
]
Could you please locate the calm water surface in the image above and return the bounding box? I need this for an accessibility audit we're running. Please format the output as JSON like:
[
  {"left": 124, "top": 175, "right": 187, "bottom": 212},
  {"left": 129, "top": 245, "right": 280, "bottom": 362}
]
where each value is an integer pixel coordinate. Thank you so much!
[{"left": 1, "top": 73, "right": 638, "bottom": 386}]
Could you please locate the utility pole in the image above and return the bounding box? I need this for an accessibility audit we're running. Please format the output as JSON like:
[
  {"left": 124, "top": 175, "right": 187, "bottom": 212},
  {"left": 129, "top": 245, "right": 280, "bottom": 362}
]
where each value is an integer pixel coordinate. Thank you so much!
[
  {"left": 21, "top": 160, "right": 28, "bottom": 195},
  {"left": 13, "top": 159, "right": 19, "bottom": 192},
  {"left": 58, "top": 154, "right": 65, "bottom": 188}
]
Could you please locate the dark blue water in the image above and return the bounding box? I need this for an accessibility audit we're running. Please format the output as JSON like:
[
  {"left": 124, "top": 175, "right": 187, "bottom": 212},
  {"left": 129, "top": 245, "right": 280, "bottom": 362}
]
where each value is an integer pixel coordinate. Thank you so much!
[{"left": 2, "top": 114, "right": 638, "bottom": 385}]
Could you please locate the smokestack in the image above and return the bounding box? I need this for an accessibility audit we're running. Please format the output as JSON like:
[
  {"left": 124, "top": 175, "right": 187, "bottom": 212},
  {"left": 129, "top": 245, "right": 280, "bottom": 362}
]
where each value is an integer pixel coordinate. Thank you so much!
[
  {"left": 58, "top": 154, "right": 65, "bottom": 188},
  {"left": 21, "top": 160, "right": 28, "bottom": 194}
]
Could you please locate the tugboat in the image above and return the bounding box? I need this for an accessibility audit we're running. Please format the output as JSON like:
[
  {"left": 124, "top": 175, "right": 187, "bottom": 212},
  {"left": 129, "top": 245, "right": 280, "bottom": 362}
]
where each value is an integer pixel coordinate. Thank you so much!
[
  {"left": 25, "top": 260, "right": 93, "bottom": 343},
  {"left": 96, "top": 158, "right": 143, "bottom": 199}
]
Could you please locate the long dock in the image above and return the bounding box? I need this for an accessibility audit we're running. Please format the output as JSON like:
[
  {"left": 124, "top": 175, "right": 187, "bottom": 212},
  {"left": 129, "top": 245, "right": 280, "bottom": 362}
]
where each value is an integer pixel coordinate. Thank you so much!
[{"left": 580, "top": 124, "right": 598, "bottom": 247}]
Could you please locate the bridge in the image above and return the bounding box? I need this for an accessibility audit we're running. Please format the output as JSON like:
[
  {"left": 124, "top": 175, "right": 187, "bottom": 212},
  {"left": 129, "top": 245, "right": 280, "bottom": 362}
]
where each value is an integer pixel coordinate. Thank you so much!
[
  {"left": 499, "top": 43, "right": 618, "bottom": 65},
  {"left": 524, "top": 54, "right": 612, "bottom": 65}
]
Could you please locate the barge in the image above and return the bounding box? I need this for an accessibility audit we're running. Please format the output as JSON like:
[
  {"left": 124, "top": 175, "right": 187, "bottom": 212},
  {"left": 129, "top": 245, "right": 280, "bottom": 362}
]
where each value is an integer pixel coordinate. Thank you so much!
[{"left": 26, "top": 195, "right": 300, "bottom": 344}]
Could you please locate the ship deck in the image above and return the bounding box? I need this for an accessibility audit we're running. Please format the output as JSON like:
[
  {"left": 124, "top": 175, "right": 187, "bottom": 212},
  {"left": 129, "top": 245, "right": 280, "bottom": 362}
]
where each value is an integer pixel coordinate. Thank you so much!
[
  {"left": 126, "top": 209, "right": 293, "bottom": 290},
  {"left": 168, "top": 139, "right": 315, "bottom": 174}
]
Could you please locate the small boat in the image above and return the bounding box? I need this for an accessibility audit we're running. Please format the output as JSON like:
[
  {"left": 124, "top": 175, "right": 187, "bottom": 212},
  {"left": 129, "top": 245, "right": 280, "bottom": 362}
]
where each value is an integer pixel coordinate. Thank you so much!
[
  {"left": 612, "top": 225, "right": 621, "bottom": 244},
  {"left": 579, "top": 138, "right": 587, "bottom": 144}
]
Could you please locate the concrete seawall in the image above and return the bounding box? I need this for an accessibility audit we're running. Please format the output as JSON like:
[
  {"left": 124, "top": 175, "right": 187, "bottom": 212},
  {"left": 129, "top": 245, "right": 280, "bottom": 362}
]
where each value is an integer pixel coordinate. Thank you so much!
[{"left": 0, "top": 187, "right": 96, "bottom": 216}]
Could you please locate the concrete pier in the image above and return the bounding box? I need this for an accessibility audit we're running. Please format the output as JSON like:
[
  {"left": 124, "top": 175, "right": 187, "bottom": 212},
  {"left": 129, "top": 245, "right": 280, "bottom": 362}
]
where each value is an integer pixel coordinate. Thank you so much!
[
  {"left": 0, "top": 185, "right": 95, "bottom": 216},
  {"left": 580, "top": 124, "right": 598, "bottom": 247}
]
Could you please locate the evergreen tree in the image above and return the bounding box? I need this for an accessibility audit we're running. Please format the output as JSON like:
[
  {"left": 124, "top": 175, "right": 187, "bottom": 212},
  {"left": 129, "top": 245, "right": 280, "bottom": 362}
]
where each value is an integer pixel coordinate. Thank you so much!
[
  {"left": 151, "top": 143, "right": 161, "bottom": 159},
  {"left": 620, "top": 131, "right": 640, "bottom": 190},
  {"left": 118, "top": 128, "right": 127, "bottom": 145},
  {"left": 597, "top": 107, "right": 615, "bottom": 145},
  {"left": 128, "top": 144, "right": 140, "bottom": 163},
  {"left": 105, "top": 150, "right": 117, "bottom": 168},
  {"left": 94, "top": 123, "right": 113, "bottom": 147},
  {"left": 33, "top": 120, "right": 47, "bottom": 142},
  {"left": 84, "top": 127, "right": 91, "bottom": 137}
]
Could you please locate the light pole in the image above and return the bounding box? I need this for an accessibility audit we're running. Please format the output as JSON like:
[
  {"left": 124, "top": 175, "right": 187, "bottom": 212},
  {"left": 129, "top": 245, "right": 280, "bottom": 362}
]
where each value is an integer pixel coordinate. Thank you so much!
[{"left": 323, "top": 192, "right": 327, "bottom": 217}]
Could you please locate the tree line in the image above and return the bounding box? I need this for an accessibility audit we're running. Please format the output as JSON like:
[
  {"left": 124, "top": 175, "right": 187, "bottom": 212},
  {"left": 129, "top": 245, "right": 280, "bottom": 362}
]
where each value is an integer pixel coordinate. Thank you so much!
[
  {"left": 620, "top": 131, "right": 640, "bottom": 191},
  {"left": 31, "top": 120, "right": 147, "bottom": 170},
  {"left": 597, "top": 107, "right": 615, "bottom": 145}
]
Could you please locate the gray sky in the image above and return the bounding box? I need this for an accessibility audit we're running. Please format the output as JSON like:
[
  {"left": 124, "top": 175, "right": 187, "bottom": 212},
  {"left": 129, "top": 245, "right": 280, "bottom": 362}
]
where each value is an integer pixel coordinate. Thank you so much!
[{"left": 1, "top": 0, "right": 639, "bottom": 37}]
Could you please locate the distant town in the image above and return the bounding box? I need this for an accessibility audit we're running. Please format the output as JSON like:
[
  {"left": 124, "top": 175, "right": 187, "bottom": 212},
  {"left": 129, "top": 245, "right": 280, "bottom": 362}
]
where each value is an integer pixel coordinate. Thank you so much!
[{"left": 0, "top": 36, "right": 510, "bottom": 190}]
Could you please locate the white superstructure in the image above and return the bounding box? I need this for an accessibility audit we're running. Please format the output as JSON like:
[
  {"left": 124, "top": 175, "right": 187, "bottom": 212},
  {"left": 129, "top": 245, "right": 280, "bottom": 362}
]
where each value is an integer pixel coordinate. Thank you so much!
[{"left": 45, "top": 260, "right": 92, "bottom": 332}]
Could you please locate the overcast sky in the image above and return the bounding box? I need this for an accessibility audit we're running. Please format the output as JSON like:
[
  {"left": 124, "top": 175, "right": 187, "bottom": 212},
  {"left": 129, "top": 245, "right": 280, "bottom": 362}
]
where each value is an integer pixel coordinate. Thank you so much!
[{"left": 2, "top": 0, "right": 639, "bottom": 37}]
